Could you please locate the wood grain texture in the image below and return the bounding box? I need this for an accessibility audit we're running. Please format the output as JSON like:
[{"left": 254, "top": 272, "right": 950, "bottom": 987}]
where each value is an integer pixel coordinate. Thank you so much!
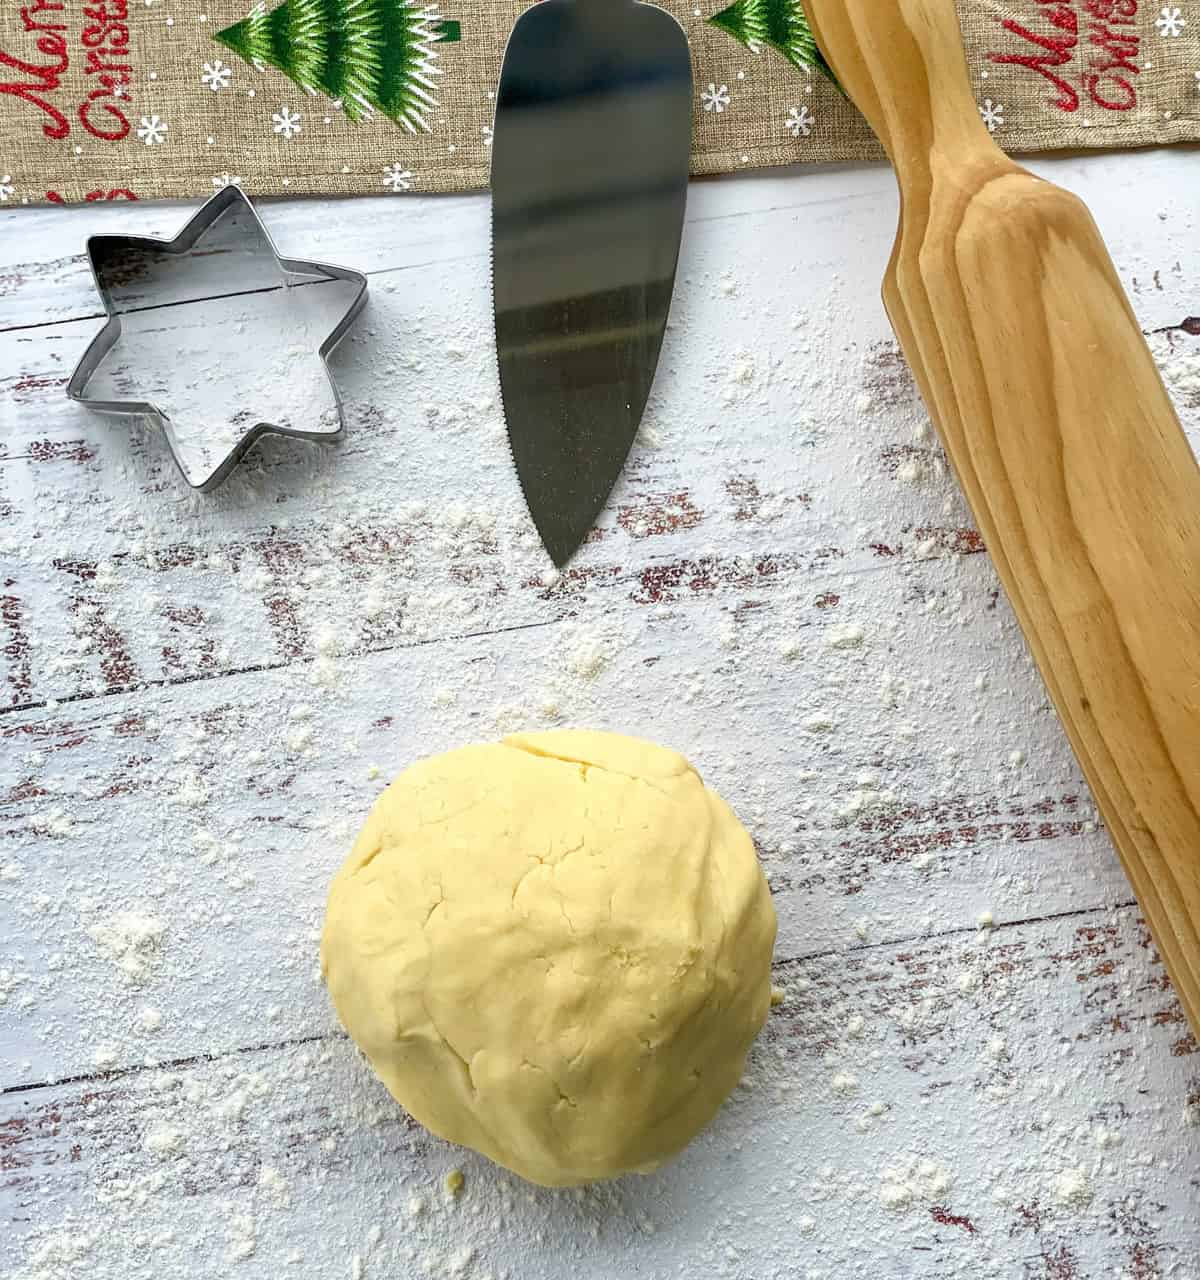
[
  {"left": 3, "top": 162, "right": 1199, "bottom": 1276},
  {"left": 1, "top": 621, "right": 1142, "bottom": 1086},
  {"left": 4, "top": 906, "right": 1196, "bottom": 1280},
  {"left": 806, "top": 0, "right": 1200, "bottom": 1035}
]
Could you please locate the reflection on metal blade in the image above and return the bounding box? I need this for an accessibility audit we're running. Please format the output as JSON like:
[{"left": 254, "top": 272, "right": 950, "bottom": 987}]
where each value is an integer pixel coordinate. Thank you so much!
[{"left": 491, "top": 0, "right": 692, "bottom": 567}]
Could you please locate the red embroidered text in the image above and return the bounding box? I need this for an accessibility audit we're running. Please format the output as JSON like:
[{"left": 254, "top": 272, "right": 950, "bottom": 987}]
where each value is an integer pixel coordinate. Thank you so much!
[
  {"left": 46, "top": 187, "right": 137, "bottom": 201},
  {"left": 989, "top": 0, "right": 1141, "bottom": 113},
  {"left": 1, "top": 0, "right": 70, "bottom": 140},
  {"left": 0, "top": 0, "right": 132, "bottom": 142}
]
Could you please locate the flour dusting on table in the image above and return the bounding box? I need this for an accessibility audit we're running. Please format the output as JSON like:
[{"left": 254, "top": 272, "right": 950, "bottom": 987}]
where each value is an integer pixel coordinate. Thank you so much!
[{"left": 3, "top": 163, "right": 1200, "bottom": 1278}]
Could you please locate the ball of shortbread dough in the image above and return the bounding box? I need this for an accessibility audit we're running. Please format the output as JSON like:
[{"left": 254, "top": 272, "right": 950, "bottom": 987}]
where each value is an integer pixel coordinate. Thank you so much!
[{"left": 320, "top": 730, "right": 777, "bottom": 1187}]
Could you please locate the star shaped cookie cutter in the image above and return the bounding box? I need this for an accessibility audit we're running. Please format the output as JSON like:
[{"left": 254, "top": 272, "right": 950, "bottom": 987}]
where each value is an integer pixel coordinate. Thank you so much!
[{"left": 66, "top": 184, "right": 369, "bottom": 492}]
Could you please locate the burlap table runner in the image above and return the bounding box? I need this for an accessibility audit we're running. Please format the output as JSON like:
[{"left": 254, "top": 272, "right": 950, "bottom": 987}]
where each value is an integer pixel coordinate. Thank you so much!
[{"left": 2, "top": 0, "right": 1196, "bottom": 206}]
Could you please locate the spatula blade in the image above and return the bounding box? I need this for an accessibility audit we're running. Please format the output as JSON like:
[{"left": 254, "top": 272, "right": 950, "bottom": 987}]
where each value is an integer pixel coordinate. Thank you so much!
[{"left": 491, "top": 0, "right": 692, "bottom": 567}]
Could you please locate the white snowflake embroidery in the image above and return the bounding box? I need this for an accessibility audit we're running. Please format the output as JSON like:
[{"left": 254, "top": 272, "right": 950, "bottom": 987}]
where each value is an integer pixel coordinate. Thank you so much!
[
  {"left": 701, "top": 83, "right": 731, "bottom": 113},
  {"left": 785, "top": 105, "right": 814, "bottom": 137},
  {"left": 201, "top": 60, "right": 232, "bottom": 90},
  {"left": 0, "top": 174, "right": 13, "bottom": 202},
  {"left": 1157, "top": 6, "right": 1186, "bottom": 35},
  {"left": 979, "top": 99, "right": 1005, "bottom": 132},
  {"left": 382, "top": 164, "right": 413, "bottom": 192},
  {"left": 212, "top": 173, "right": 242, "bottom": 189},
  {"left": 482, "top": 124, "right": 494, "bottom": 147},
  {"left": 272, "top": 106, "right": 302, "bottom": 139},
  {"left": 136, "top": 115, "right": 168, "bottom": 145}
]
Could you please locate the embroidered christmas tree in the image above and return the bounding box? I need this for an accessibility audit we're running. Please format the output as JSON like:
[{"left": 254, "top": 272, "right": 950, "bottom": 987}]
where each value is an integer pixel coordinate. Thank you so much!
[
  {"left": 214, "top": 0, "right": 458, "bottom": 130},
  {"left": 707, "top": 0, "right": 838, "bottom": 87}
]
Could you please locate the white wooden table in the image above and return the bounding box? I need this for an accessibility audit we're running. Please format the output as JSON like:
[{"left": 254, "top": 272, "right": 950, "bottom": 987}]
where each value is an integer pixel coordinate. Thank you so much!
[{"left": 2, "top": 152, "right": 1199, "bottom": 1280}]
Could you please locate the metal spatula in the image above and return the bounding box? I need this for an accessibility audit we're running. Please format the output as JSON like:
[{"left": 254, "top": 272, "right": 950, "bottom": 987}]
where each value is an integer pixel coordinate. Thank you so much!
[{"left": 491, "top": 0, "right": 693, "bottom": 567}]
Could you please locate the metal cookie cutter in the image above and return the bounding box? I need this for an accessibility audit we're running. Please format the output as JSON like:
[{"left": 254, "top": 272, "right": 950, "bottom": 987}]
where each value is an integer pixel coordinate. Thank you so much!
[{"left": 66, "top": 184, "right": 369, "bottom": 492}]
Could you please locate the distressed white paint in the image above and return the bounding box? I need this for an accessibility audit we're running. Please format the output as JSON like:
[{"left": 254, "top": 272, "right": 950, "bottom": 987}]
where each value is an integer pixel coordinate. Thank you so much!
[{"left": 2, "top": 153, "right": 1199, "bottom": 1279}]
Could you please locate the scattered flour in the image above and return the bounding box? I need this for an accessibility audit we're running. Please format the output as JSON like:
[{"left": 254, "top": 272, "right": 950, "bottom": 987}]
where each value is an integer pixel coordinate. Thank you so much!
[
  {"left": 143, "top": 1124, "right": 186, "bottom": 1158},
  {"left": 1052, "top": 1167, "right": 1095, "bottom": 1209},
  {"left": 801, "top": 714, "right": 836, "bottom": 733},
  {"left": 226, "top": 1212, "right": 257, "bottom": 1262},
  {"left": 0, "top": 966, "right": 27, "bottom": 1006},
  {"left": 564, "top": 636, "right": 610, "bottom": 681},
  {"left": 32, "top": 807, "right": 74, "bottom": 837},
  {"left": 174, "top": 773, "right": 210, "bottom": 809},
  {"left": 824, "top": 623, "right": 865, "bottom": 650},
  {"left": 258, "top": 1166, "right": 291, "bottom": 1206},
  {"left": 87, "top": 912, "right": 167, "bottom": 985},
  {"left": 136, "top": 1006, "right": 164, "bottom": 1033},
  {"left": 447, "top": 1246, "right": 475, "bottom": 1275},
  {"left": 834, "top": 776, "right": 898, "bottom": 823},
  {"left": 878, "top": 1158, "right": 953, "bottom": 1211},
  {"left": 1163, "top": 349, "right": 1200, "bottom": 407},
  {"left": 3, "top": 206, "right": 1197, "bottom": 1280}
]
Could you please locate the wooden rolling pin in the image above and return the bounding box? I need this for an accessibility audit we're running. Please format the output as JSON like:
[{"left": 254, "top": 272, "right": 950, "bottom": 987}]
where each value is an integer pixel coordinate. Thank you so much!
[{"left": 805, "top": 0, "right": 1200, "bottom": 1033}]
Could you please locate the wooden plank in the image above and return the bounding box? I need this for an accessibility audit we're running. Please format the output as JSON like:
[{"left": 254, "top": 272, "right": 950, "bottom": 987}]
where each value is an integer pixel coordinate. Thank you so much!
[
  {"left": 4, "top": 904, "right": 1196, "bottom": 1278},
  {"left": 0, "top": 153, "right": 1191, "bottom": 336},
  {"left": 0, "top": 600, "right": 1141, "bottom": 1085},
  {"left": 0, "top": 167, "right": 894, "bottom": 333},
  {"left": 1, "top": 201, "right": 1196, "bottom": 713},
  {"left": 0, "top": 193, "right": 491, "bottom": 334},
  {"left": 0, "top": 194, "right": 907, "bottom": 710}
]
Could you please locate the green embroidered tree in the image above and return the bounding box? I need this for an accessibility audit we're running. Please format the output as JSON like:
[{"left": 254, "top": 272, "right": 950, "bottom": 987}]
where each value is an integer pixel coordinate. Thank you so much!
[
  {"left": 708, "top": 0, "right": 838, "bottom": 88},
  {"left": 214, "top": 1, "right": 460, "bottom": 130}
]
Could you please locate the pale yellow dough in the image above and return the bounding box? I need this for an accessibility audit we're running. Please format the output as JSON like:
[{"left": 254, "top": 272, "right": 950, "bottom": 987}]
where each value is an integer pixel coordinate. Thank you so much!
[{"left": 320, "top": 730, "right": 777, "bottom": 1187}]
